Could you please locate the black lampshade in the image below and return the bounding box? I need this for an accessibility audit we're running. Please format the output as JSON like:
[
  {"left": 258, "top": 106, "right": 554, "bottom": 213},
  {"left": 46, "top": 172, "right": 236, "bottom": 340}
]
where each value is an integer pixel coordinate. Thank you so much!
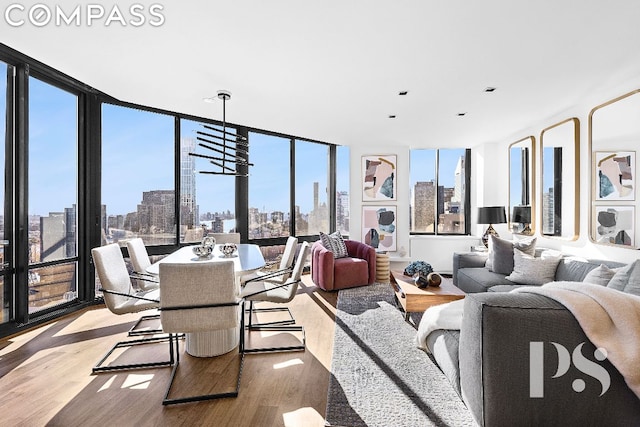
[
  {"left": 478, "top": 206, "right": 507, "bottom": 224},
  {"left": 512, "top": 206, "right": 531, "bottom": 223}
]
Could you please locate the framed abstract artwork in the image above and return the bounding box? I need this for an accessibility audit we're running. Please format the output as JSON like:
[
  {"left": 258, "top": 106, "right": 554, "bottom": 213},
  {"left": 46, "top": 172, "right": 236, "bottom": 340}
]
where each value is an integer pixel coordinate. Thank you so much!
[
  {"left": 593, "top": 205, "right": 635, "bottom": 247},
  {"left": 362, "top": 206, "right": 397, "bottom": 252},
  {"left": 595, "top": 151, "right": 635, "bottom": 201},
  {"left": 362, "top": 155, "right": 396, "bottom": 201}
]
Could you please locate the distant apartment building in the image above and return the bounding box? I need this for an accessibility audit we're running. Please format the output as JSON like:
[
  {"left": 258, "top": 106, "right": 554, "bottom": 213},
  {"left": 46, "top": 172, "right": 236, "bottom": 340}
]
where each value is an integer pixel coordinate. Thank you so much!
[
  {"left": 337, "top": 190, "right": 350, "bottom": 233},
  {"left": 40, "top": 205, "right": 76, "bottom": 262},
  {"left": 137, "top": 190, "right": 175, "bottom": 234},
  {"left": 412, "top": 181, "right": 438, "bottom": 232}
]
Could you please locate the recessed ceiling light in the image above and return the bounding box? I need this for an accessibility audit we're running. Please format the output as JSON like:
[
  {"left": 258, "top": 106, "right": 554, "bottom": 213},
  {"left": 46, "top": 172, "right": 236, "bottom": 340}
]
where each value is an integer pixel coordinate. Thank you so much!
[
  {"left": 457, "top": 112, "right": 467, "bottom": 116},
  {"left": 203, "top": 97, "right": 216, "bottom": 103},
  {"left": 398, "top": 91, "right": 408, "bottom": 96},
  {"left": 484, "top": 87, "right": 497, "bottom": 92},
  {"left": 388, "top": 115, "right": 397, "bottom": 119}
]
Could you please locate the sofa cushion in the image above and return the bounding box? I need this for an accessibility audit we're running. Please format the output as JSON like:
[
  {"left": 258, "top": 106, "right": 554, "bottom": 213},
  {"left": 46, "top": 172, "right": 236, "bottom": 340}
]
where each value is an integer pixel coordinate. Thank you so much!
[
  {"left": 488, "top": 284, "right": 529, "bottom": 292},
  {"left": 506, "top": 249, "right": 562, "bottom": 285},
  {"left": 333, "top": 257, "right": 369, "bottom": 288},
  {"left": 426, "top": 329, "right": 462, "bottom": 398},
  {"left": 457, "top": 267, "right": 514, "bottom": 293},
  {"left": 583, "top": 264, "right": 619, "bottom": 286},
  {"left": 486, "top": 235, "right": 536, "bottom": 275},
  {"left": 607, "top": 259, "right": 640, "bottom": 296}
]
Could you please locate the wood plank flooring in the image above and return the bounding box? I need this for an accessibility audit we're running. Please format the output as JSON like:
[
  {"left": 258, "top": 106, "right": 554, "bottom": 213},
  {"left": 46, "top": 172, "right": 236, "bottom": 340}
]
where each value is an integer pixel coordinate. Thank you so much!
[{"left": 0, "top": 275, "right": 338, "bottom": 427}]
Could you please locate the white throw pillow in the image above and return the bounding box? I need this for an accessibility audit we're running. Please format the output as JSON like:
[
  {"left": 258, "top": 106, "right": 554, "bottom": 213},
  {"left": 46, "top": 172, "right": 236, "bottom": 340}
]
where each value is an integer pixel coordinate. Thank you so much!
[
  {"left": 582, "top": 264, "right": 618, "bottom": 286},
  {"left": 506, "top": 249, "right": 562, "bottom": 285}
]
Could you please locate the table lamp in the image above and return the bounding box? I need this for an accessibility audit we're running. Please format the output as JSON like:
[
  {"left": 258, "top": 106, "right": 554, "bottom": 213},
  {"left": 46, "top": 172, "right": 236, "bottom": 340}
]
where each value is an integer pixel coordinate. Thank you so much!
[
  {"left": 478, "top": 206, "right": 507, "bottom": 247},
  {"left": 512, "top": 205, "right": 532, "bottom": 235}
]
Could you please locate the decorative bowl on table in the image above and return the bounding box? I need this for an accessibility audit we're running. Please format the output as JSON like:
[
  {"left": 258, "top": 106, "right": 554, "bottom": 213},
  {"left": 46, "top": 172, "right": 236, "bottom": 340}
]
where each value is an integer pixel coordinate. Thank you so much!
[
  {"left": 220, "top": 243, "right": 237, "bottom": 257},
  {"left": 192, "top": 244, "right": 213, "bottom": 258},
  {"left": 201, "top": 236, "right": 216, "bottom": 249}
]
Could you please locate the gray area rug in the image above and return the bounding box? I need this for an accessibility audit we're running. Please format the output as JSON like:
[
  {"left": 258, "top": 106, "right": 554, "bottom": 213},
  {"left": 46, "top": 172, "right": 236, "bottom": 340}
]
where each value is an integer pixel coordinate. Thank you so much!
[{"left": 325, "top": 283, "right": 476, "bottom": 427}]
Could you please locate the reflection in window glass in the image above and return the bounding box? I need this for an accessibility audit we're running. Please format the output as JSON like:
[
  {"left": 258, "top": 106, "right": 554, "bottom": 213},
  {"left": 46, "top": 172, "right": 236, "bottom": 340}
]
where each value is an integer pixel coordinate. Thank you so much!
[
  {"left": 336, "top": 145, "right": 350, "bottom": 236},
  {"left": 28, "top": 77, "right": 78, "bottom": 312},
  {"left": 542, "top": 147, "right": 561, "bottom": 236},
  {"left": 180, "top": 119, "right": 236, "bottom": 243},
  {"left": 295, "top": 140, "right": 329, "bottom": 236},
  {"left": 102, "top": 104, "right": 175, "bottom": 245},
  {"left": 410, "top": 149, "right": 467, "bottom": 234},
  {"left": 248, "top": 132, "right": 290, "bottom": 239}
]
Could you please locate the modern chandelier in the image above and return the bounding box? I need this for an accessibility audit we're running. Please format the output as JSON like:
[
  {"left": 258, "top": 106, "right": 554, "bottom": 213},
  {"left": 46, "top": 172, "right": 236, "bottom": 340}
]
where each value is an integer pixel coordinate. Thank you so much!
[{"left": 190, "top": 90, "right": 252, "bottom": 176}]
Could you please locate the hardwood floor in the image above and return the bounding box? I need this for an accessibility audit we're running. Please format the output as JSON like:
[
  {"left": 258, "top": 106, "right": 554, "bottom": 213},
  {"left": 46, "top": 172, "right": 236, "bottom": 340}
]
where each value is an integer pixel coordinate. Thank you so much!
[{"left": 0, "top": 275, "right": 338, "bottom": 427}]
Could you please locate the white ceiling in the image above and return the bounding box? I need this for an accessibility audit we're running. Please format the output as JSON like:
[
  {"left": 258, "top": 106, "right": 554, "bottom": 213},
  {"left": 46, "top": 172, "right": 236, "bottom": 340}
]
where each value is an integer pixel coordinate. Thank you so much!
[{"left": 2, "top": 1, "right": 640, "bottom": 148}]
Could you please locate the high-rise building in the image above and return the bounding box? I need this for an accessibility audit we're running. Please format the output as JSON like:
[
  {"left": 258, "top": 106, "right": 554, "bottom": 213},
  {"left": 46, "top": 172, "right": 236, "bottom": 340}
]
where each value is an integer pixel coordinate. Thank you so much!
[
  {"left": 180, "top": 137, "right": 198, "bottom": 230},
  {"left": 336, "top": 190, "right": 350, "bottom": 233},
  {"left": 543, "top": 187, "right": 555, "bottom": 234}
]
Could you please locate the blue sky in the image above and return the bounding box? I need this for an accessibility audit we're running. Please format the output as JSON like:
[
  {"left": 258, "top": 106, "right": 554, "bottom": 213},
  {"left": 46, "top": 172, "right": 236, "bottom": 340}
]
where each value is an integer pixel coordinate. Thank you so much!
[{"left": 409, "top": 148, "right": 463, "bottom": 189}]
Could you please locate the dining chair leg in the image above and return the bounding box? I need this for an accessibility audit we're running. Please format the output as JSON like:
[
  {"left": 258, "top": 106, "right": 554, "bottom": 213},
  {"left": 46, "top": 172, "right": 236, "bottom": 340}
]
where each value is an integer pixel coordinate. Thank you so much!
[{"left": 92, "top": 334, "right": 173, "bottom": 373}]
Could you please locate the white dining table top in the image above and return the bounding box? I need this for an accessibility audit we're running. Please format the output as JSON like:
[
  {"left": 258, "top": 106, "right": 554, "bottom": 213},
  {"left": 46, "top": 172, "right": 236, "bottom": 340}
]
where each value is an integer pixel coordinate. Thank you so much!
[{"left": 145, "top": 243, "right": 265, "bottom": 276}]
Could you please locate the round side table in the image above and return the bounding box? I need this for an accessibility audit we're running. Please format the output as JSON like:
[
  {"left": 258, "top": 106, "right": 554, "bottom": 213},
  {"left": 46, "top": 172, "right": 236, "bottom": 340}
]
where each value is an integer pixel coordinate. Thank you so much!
[{"left": 376, "top": 252, "right": 390, "bottom": 283}]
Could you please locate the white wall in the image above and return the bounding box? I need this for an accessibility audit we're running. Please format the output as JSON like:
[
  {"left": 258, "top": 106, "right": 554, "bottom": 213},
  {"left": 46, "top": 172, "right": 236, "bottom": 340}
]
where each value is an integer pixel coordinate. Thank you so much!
[
  {"left": 480, "top": 75, "right": 640, "bottom": 265},
  {"left": 349, "top": 75, "right": 640, "bottom": 273}
]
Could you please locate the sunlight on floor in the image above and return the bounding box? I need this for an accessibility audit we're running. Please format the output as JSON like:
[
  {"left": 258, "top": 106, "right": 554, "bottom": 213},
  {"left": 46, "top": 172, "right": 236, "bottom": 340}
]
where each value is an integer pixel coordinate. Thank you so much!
[
  {"left": 98, "top": 375, "right": 116, "bottom": 392},
  {"left": 121, "top": 373, "right": 154, "bottom": 390},
  {"left": 97, "top": 373, "right": 155, "bottom": 392},
  {"left": 282, "top": 407, "right": 324, "bottom": 427},
  {"left": 273, "top": 358, "right": 303, "bottom": 370}
]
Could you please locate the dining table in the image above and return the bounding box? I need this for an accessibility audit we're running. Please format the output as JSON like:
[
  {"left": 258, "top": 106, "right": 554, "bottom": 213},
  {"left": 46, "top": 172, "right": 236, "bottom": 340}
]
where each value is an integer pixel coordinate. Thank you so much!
[{"left": 146, "top": 243, "right": 265, "bottom": 357}]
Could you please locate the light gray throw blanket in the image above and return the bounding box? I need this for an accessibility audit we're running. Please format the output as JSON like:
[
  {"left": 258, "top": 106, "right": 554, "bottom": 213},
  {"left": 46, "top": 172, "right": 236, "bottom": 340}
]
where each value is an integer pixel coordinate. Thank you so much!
[{"left": 513, "top": 281, "right": 640, "bottom": 400}]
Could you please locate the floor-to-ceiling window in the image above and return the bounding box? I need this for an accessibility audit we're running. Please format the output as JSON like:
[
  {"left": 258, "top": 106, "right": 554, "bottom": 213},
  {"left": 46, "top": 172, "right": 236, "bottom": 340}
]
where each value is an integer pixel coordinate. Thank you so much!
[
  {"left": 101, "top": 104, "right": 175, "bottom": 246},
  {"left": 248, "top": 132, "right": 291, "bottom": 240},
  {"left": 180, "top": 119, "right": 237, "bottom": 242},
  {"left": 0, "top": 44, "right": 347, "bottom": 337},
  {"left": 27, "top": 76, "right": 79, "bottom": 313},
  {"left": 295, "top": 140, "right": 329, "bottom": 236}
]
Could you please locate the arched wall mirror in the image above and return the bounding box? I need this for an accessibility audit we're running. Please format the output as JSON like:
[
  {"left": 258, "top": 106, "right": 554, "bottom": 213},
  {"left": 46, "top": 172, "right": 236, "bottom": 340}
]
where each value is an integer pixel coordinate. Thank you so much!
[
  {"left": 509, "top": 136, "right": 535, "bottom": 235},
  {"left": 589, "top": 89, "right": 640, "bottom": 249},
  {"left": 539, "top": 118, "right": 580, "bottom": 240}
]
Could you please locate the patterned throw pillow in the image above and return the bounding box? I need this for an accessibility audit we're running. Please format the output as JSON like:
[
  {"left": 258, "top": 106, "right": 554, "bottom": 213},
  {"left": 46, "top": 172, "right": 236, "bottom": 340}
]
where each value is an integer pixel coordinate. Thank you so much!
[{"left": 319, "top": 231, "right": 348, "bottom": 258}]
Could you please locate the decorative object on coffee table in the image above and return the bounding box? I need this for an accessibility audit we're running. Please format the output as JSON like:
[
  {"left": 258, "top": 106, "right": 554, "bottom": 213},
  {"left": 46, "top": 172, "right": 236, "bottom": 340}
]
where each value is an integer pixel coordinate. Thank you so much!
[
  {"left": 427, "top": 272, "right": 442, "bottom": 287},
  {"left": 390, "top": 270, "right": 465, "bottom": 321},
  {"left": 478, "top": 206, "right": 507, "bottom": 247},
  {"left": 403, "top": 260, "right": 433, "bottom": 277}
]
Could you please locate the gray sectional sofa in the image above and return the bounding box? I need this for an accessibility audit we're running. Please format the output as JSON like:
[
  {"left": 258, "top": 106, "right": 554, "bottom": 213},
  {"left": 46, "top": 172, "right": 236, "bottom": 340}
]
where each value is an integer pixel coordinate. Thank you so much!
[
  {"left": 452, "top": 250, "right": 626, "bottom": 293},
  {"left": 423, "top": 251, "right": 640, "bottom": 426}
]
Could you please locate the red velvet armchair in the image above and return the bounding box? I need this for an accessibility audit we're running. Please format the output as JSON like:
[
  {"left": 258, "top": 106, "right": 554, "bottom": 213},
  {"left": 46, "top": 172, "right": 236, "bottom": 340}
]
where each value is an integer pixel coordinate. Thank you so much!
[{"left": 311, "top": 240, "right": 376, "bottom": 291}]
